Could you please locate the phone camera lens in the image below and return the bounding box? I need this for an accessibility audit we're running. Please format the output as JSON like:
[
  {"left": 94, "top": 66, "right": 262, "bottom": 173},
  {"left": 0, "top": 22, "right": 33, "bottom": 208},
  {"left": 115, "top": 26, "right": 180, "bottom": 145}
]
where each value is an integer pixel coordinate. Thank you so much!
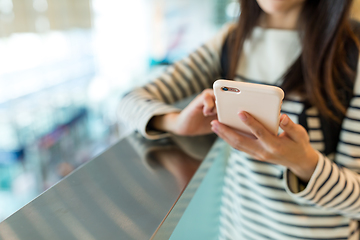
[{"left": 222, "top": 87, "right": 228, "bottom": 91}]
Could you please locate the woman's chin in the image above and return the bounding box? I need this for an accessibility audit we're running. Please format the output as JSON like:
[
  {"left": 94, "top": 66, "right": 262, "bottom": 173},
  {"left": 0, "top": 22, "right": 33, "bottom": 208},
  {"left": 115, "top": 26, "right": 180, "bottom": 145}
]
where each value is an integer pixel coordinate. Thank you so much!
[{"left": 256, "top": 0, "right": 305, "bottom": 15}]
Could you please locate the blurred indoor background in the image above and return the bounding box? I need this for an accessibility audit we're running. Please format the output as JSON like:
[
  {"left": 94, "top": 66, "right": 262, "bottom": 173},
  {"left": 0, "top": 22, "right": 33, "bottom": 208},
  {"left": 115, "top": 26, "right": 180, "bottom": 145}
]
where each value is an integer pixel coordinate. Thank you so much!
[
  {"left": 0, "top": 0, "right": 359, "bottom": 221},
  {"left": 0, "top": 0, "right": 239, "bottom": 221}
]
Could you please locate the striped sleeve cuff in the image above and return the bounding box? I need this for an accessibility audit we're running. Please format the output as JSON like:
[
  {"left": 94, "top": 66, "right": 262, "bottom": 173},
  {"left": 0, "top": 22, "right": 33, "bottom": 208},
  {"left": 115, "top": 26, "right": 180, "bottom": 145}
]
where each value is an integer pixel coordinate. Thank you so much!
[
  {"left": 137, "top": 105, "right": 181, "bottom": 140},
  {"left": 118, "top": 91, "right": 181, "bottom": 140},
  {"left": 284, "top": 151, "right": 360, "bottom": 218},
  {"left": 284, "top": 151, "right": 325, "bottom": 199}
]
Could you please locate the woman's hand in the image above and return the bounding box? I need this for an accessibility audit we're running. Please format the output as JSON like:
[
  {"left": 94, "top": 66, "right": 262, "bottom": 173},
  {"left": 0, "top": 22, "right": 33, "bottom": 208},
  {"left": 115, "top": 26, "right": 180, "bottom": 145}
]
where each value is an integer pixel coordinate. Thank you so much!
[
  {"left": 211, "top": 112, "right": 319, "bottom": 182},
  {"left": 150, "top": 89, "right": 217, "bottom": 136}
]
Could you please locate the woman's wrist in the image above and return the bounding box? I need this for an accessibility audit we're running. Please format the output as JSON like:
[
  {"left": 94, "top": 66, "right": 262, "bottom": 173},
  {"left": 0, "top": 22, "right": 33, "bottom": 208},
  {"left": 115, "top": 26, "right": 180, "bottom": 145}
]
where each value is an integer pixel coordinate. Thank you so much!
[
  {"left": 149, "top": 112, "right": 179, "bottom": 133},
  {"left": 289, "top": 149, "right": 319, "bottom": 183}
]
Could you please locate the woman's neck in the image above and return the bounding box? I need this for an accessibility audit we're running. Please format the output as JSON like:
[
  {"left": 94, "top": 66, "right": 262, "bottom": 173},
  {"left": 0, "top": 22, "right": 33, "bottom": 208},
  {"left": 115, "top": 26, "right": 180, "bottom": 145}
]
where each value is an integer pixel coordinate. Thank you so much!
[{"left": 259, "top": 6, "right": 303, "bottom": 30}]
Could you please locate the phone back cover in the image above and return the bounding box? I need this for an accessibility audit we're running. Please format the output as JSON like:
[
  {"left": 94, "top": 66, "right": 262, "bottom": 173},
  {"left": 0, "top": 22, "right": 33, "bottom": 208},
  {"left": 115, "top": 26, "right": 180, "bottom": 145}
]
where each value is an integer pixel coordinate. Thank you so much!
[{"left": 214, "top": 80, "right": 284, "bottom": 136}]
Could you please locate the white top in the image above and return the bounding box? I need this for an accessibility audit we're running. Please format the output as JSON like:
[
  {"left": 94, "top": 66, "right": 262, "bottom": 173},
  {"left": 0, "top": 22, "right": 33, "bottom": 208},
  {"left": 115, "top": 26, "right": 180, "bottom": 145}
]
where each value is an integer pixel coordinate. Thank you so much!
[{"left": 239, "top": 27, "right": 301, "bottom": 84}]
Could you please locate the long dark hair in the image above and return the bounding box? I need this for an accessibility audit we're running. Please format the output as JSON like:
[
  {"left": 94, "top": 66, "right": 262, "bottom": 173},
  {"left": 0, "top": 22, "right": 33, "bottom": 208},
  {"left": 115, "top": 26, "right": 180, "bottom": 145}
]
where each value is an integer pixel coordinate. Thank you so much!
[{"left": 228, "top": 0, "right": 360, "bottom": 122}]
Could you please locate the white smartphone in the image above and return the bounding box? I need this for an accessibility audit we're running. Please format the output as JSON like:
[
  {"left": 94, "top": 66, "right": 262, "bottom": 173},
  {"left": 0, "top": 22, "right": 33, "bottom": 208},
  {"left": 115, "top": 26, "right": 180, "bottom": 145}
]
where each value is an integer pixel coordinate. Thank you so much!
[{"left": 213, "top": 79, "right": 284, "bottom": 136}]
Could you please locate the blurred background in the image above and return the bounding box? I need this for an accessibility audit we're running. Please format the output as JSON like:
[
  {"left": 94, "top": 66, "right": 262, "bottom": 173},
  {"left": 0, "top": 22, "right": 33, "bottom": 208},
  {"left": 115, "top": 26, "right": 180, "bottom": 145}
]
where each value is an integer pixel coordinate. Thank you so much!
[
  {"left": 0, "top": 0, "right": 240, "bottom": 221},
  {"left": 0, "top": 0, "right": 359, "bottom": 221}
]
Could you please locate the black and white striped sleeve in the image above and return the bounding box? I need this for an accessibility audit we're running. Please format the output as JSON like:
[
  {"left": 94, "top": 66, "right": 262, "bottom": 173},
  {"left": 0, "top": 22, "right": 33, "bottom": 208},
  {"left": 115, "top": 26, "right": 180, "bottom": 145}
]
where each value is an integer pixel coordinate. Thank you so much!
[
  {"left": 118, "top": 23, "right": 235, "bottom": 139},
  {"left": 284, "top": 56, "right": 360, "bottom": 219}
]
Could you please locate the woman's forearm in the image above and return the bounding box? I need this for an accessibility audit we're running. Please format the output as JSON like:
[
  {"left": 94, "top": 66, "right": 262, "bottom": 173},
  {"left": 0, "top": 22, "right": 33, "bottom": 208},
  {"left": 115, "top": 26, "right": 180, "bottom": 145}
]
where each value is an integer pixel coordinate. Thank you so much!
[{"left": 149, "top": 113, "right": 179, "bottom": 133}]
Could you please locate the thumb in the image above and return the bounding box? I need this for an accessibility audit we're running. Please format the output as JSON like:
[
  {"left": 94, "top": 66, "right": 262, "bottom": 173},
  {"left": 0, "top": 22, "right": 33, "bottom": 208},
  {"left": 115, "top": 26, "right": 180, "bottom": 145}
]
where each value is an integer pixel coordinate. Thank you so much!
[
  {"left": 203, "top": 92, "right": 216, "bottom": 116},
  {"left": 279, "top": 114, "right": 307, "bottom": 142}
]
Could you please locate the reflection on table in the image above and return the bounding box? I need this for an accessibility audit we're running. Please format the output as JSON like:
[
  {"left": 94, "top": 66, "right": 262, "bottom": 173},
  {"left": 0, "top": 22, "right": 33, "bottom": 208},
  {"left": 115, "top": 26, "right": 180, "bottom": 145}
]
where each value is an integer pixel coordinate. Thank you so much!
[{"left": 0, "top": 133, "right": 216, "bottom": 240}]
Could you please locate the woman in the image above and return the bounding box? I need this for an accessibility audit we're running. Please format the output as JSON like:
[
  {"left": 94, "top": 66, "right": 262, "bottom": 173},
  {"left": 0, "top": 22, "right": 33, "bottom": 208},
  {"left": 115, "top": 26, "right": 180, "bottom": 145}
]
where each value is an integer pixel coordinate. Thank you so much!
[{"left": 119, "top": 0, "right": 360, "bottom": 239}]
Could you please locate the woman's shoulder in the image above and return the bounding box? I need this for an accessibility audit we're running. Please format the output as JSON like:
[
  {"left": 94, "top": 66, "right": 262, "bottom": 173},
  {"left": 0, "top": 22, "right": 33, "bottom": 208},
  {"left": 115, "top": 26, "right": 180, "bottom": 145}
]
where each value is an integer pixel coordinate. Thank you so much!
[
  {"left": 201, "top": 22, "right": 238, "bottom": 57},
  {"left": 207, "top": 22, "right": 237, "bottom": 44},
  {"left": 218, "top": 22, "right": 238, "bottom": 37}
]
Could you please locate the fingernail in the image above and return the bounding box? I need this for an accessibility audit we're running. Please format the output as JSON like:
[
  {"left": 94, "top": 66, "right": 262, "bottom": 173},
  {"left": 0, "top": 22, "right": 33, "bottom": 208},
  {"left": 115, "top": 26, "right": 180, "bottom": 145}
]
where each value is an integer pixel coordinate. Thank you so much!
[
  {"left": 281, "top": 115, "right": 289, "bottom": 126},
  {"left": 239, "top": 112, "right": 247, "bottom": 121}
]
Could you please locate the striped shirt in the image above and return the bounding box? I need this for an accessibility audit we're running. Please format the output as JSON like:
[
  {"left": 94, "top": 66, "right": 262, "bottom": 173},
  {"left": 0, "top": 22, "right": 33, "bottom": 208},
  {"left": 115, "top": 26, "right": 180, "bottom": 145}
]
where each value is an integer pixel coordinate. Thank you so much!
[{"left": 118, "top": 23, "right": 360, "bottom": 239}]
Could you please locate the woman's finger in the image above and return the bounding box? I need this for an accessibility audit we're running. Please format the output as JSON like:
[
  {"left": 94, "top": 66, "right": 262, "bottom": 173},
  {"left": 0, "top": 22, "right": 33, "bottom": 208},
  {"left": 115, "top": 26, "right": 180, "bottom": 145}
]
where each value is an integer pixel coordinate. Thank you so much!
[
  {"left": 239, "top": 112, "right": 273, "bottom": 142},
  {"left": 202, "top": 90, "right": 216, "bottom": 116},
  {"left": 279, "top": 114, "right": 308, "bottom": 142},
  {"left": 211, "top": 120, "right": 261, "bottom": 156}
]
